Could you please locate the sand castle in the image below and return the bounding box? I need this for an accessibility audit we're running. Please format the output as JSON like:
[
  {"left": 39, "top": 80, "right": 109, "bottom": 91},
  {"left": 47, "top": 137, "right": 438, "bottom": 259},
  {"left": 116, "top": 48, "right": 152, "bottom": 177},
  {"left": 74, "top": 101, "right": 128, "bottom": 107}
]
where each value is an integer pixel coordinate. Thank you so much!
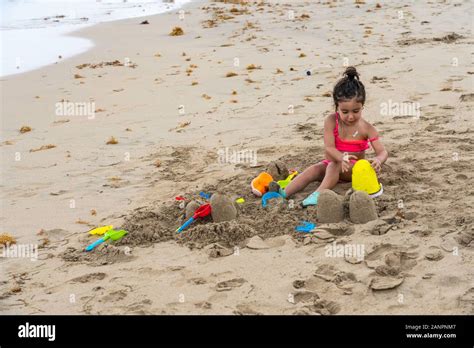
[
  {"left": 266, "top": 160, "right": 289, "bottom": 181},
  {"left": 210, "top": 193, "right": 237, "bottom": 223},
  {"left": 316, "top": 190, "right": 345, "bottom": 223}
]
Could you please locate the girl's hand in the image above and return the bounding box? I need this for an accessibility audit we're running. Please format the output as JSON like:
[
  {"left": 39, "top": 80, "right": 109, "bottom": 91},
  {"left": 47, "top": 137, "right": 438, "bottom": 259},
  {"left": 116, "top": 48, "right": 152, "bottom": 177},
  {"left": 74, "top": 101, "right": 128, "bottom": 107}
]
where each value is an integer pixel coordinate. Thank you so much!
[
  {"left": 371, "top": 158, "right": 382, "bottom": 173},
  {"left": 341, "top": 153, "right": 358, "bottom": 173}
]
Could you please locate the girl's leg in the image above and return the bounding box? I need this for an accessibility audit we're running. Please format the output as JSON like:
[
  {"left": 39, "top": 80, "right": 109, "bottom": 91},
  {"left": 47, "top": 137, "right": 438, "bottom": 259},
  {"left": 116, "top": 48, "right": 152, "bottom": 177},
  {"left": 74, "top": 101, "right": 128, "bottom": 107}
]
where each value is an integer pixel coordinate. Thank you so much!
[
  {"left": 317, "top": 161, "right": 342, "bottom": 191},
  {"left": 338, "top": 165, "right": 354, "bottom": 182},
  {"left": 302, "top": 161, "right": 354, "bottom": 207},
  {"left": 318, "top": 161, "right": 354, "bottom": 190},
  {"left": 284, "top": 162, "right": 326, "bottom": 197}
]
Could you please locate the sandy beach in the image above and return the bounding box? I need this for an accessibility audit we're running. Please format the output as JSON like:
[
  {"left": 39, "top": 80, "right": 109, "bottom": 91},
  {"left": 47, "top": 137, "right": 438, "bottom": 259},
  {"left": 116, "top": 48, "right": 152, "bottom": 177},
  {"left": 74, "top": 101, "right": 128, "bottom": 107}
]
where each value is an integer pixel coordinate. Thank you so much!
[{"left": 0, "top": 0, "right": 473, "bottom": 315}]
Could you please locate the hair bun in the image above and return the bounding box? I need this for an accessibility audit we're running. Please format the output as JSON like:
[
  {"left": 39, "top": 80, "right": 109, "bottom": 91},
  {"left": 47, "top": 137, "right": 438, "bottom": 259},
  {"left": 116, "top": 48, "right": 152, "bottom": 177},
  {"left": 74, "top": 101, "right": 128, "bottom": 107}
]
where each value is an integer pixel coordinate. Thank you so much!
[{"left": 344, "top": 66, "right": 359, "bottom": 80}]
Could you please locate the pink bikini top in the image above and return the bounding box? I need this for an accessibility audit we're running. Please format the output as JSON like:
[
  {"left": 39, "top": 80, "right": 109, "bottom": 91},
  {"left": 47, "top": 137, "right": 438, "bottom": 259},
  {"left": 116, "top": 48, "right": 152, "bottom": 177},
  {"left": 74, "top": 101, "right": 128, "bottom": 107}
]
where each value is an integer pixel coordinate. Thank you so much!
[{"left": 334, "top": 113, "right": 379, "bottom": 152}]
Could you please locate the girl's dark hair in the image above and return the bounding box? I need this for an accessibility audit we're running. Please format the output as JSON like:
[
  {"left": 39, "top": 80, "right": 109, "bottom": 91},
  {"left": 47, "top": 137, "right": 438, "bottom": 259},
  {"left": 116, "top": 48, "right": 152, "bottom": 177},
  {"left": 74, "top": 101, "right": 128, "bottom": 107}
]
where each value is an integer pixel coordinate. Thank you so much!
[{"left": 332, "top": 66, "right": 366, "bottom": 110}]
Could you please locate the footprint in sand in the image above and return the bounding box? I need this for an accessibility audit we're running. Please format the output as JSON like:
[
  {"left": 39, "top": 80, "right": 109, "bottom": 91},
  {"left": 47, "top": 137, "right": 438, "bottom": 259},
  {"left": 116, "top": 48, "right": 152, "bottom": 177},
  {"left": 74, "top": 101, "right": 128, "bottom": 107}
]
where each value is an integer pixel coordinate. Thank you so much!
[
  {"left": 40, "top": 228, "right": 70, "bottom": 244},
  {"left": 69, "top": 272, "right": 106, "bottom": 283},
  {"left": 101, "top": 289, "right": 128, "bottom": 303},
  {"left": 290, "top": 291, "right": 320, "bottom": 304},
  {"left": 310, "top": 300, "right": 341, "bottom": 315},
  {"left": 166, "top": 266, "right": 186, "bottom": 272},
  {"left": 188, "top": 277, "right": 207, "bottom": 285},
  {"left": 233, "top": 304, "right": 262, "bottom": 315},
  {"left": 292, "top": 280, "right": 306, "bottom": 289},
  {"left": 441, "top": 228, "right": 473, "bottom": 251},
  {"left": 454, "top": 228, "right": 473, "bottom": 247},
  {"left": 124, "top": 299, "right": 153, "bottom": 314},
  {"left": 455, "top": 174, "right": 468, "bottom": 181},
  {"left": 313, "top": 264, "right": 358, "bottom": 293},
  {"left": 204, "top": 243, "right": 234, "bottom": 258},
  {"left": 290, "top": 298, "right": 341, "bottom": 315},
  {"left": 365, "top": 243, "right": 418, "bottom": 268},
  {"left": 312, "top": 222, "right": 355, "bottom": 237},
  {"left": 194, "top": 301, "right": 212, "bottom": 310},
  {"left": 369, "top": 277, "right": 404, "bottom": 291},
  {"left": 459, "top": 93, "right": 474, "bottom": 102},
  {"left": 374, "top": 251, "right": 418, "bottom": 276},
  {"left": 313, "top": 264, "right": 340, "bottom": 282},
  {"left": 361, "top": 219, "right": 394, "bottom": 236},
  {"left": 216, "top": 278, "right": 246, "bottom": 292},
  {"left": 363, "top": 243, "right": 419, "bottom": 291},
  {"left": 365, "top": 243, "right": 415, "bottom": 263},
  {"left": 437, "top": 275, "right": 463, "bottom": 289},
  {"left": 424, "top": 247, "right": 444, "bottom": 261},
  {"left": 288, "top": 281, "right": 341, "bottom": 315},
  {"left": 133, "top": 266, "right": 165, "bottom": 277}
]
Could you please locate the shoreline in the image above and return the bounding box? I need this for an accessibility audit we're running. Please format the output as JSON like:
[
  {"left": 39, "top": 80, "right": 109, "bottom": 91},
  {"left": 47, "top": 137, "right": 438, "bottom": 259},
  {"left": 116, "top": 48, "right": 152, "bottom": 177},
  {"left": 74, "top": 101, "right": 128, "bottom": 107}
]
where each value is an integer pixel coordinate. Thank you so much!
[
  {"left": 0, "top": 0, "right": 195, "bottom": 78},
  {"left": 1, "top": 0, "right": 208, "bottom": 240}
]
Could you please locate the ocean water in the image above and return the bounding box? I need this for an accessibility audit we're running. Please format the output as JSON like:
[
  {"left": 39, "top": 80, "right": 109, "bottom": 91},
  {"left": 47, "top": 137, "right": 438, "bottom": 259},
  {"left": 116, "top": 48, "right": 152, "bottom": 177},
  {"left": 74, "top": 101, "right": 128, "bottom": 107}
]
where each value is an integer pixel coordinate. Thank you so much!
[{"left": 0, "top": 0, "right": 192, "bottom": 77}]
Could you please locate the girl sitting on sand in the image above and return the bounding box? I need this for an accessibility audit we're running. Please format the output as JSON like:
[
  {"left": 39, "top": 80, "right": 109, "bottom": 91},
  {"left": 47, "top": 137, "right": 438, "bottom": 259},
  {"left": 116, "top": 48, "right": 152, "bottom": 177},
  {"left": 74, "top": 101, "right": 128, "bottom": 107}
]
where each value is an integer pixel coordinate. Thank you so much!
[{"left": 280, "top": 66, "right": 388, "bottom": 207}]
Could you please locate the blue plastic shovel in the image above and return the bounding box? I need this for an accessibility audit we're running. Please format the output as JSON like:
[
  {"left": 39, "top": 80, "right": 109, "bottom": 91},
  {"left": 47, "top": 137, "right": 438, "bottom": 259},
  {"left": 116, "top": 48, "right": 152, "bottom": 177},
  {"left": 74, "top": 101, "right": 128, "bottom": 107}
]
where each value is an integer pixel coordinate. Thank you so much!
[{"left": 295, "top": 221, "right": 316, "bottom": 233}]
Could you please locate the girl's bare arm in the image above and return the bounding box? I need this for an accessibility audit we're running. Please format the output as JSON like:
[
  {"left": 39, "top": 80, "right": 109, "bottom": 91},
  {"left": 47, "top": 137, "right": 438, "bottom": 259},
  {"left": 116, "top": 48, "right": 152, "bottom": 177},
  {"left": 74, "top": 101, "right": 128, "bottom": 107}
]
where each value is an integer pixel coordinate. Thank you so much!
[
  {"left": 367, "top": 123, "right": 388, "bottom": 167},
  {"left": 324, "top": 115, "right": 344, "bottom": 162}
]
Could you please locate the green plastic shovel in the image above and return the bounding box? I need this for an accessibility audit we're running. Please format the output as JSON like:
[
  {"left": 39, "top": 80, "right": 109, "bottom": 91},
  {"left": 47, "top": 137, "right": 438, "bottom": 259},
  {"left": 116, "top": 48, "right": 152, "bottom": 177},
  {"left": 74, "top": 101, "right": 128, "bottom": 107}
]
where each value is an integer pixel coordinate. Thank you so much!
[
  {"left": 277, "top": 171, "right": 298, "bottom": 189},
  {"left": 85, "top": 229, "right": 128, "bottom": 252}
]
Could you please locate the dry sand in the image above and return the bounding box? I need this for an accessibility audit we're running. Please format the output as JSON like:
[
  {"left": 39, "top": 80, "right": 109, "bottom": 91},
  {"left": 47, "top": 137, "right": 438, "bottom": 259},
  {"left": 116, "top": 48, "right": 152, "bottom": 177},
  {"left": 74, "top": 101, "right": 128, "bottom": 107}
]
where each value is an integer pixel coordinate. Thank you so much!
[{"left": 0, "top": 0, "right": 473, "bottom": 315}]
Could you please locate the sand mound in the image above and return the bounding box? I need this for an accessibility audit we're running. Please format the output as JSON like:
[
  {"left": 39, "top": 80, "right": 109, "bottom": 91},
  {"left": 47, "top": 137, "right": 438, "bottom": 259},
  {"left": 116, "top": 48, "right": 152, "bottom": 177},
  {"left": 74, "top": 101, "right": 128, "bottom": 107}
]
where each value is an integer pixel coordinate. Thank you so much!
[
  {"left": 253, "top": 209, "right": 302, "bottom": 239},
  {"left": 454, "top": 226, "right": 473, "bottom": 247},
  {"left": 210, "top": 193, "right": 237, "bottom": 222},
  {"left": 185, "top": 201, "right": 201, "bottom": 219},
  {"left": 317, "top": 190, "right": 344, "bottom": 223},
  {"left": 60, "top": 244, "right": 134, "bottom": 266},
  {"left": 176, "top": 194, "right": 305, "bottom": 249},
  {"left": 177, "top": 220, "right": 256, "bottom": 249},
  {"left": 349, "top": 191, "right": 378, "bottom": 224},
  {"left": 120, "top": 204, "right": 183, "bottom": 246},
  {"left": 112, "top": 184, "right": 304, "bottom": 251},
  {"left": 266, "top": 160, "right": 289, "bottom": 181}
]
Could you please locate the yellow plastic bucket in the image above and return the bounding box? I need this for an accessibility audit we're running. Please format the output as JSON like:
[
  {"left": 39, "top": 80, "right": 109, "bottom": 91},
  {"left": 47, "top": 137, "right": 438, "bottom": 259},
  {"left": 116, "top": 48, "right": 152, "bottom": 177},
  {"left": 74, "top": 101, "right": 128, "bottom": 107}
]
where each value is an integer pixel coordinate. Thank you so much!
[{"left": 352, "top": 160, "right": 383, "bottom": 198}]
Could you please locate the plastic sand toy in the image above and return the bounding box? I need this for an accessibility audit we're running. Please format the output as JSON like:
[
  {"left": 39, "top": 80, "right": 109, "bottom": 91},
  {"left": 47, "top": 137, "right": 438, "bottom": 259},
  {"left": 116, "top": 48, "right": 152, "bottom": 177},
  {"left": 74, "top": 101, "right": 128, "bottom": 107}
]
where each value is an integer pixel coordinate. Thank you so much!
[
  {"left": 199, "top": 191, "right": 211, "bottom": 199},
  {"left": 277, "top": 171, "right": 298, "bottom": 189},
  {"left": 261, "top": 192, "right": 283, "bottom": 208},
  {"left": 176, "top": 203, "right": 212, "bottom": 233},
  {"left": 85, "top": 229, "right": 128, "bottom": 252},
  {"left": 235, "top": 198, "right": 245, "bottom": 204},
  {"left": 251, "top": 172, "right": 274, "bottom": 197},
  {"left": 295, "top": 221, "right": 316, "bottom": 233},
  {"left": 88, "top": 225, "right": 113, "bottom": 236},
  {"left": 352, "top": 159, "right": 383, "bottom": 198}
]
